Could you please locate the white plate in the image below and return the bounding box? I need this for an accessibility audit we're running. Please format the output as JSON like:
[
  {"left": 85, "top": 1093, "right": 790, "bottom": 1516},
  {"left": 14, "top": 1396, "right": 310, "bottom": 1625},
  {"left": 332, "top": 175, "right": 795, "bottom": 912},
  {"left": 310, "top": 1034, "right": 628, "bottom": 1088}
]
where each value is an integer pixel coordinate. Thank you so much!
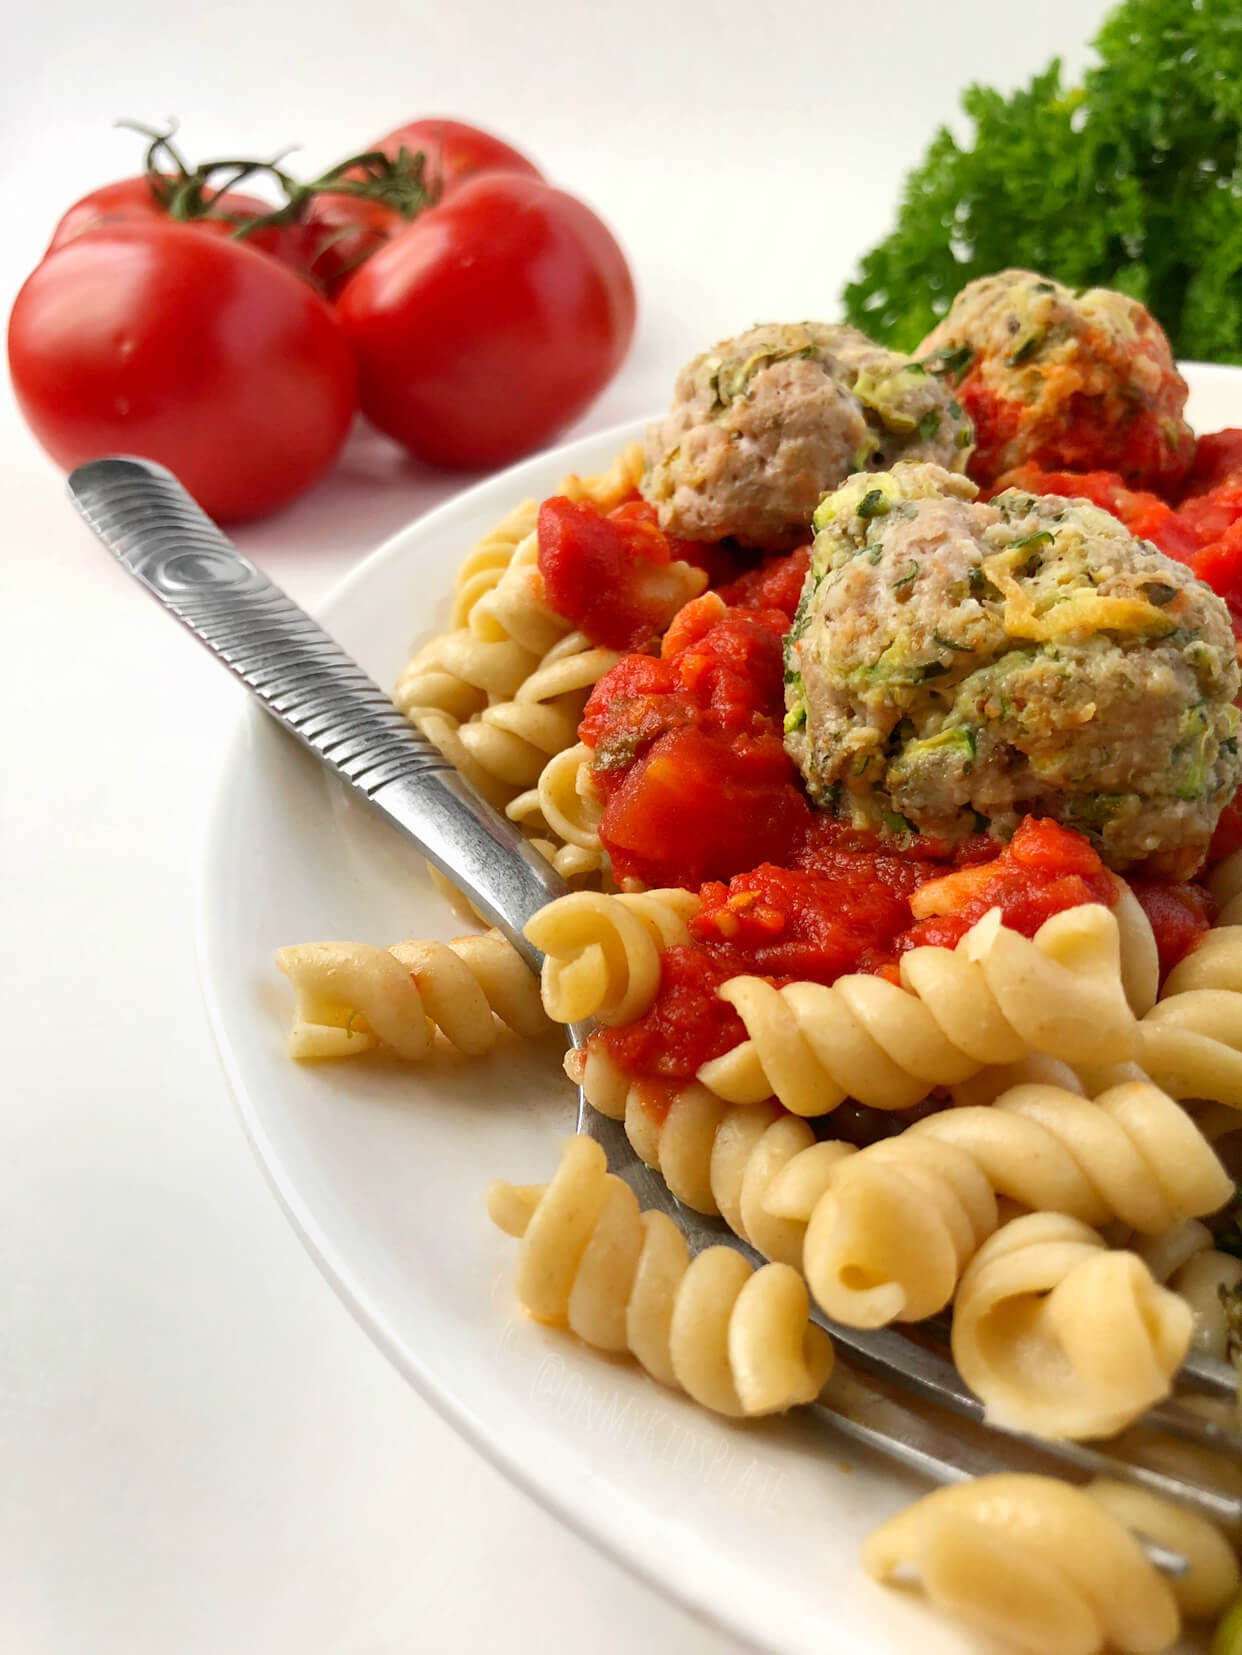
[{"left": 199, "top": 365, "right": 1242, "bottom": 1655}]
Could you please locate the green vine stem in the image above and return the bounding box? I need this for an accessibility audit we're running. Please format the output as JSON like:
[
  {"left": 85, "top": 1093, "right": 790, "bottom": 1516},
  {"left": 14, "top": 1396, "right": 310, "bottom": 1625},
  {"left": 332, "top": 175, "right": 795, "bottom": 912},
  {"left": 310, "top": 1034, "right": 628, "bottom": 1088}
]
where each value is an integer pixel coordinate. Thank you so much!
[{"left": 116, "top": 119, "right": 439, "bottom": 240}]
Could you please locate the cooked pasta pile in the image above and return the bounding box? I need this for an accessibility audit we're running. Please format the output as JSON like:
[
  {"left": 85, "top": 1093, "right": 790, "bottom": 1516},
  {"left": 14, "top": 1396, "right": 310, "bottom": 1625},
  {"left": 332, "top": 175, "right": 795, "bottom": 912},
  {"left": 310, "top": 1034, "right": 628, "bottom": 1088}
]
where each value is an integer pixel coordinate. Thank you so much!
[{"left": 273, "top": 284, "right": 1242, "bottom": 1652}]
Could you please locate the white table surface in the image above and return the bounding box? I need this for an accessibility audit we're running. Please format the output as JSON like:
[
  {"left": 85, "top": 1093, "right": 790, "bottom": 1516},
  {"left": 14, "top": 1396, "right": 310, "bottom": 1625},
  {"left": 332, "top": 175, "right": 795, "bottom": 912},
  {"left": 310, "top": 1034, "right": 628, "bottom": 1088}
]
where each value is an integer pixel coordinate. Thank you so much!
[{"left": 4, "top": 2, "right": 1111, "bottom": 1649}]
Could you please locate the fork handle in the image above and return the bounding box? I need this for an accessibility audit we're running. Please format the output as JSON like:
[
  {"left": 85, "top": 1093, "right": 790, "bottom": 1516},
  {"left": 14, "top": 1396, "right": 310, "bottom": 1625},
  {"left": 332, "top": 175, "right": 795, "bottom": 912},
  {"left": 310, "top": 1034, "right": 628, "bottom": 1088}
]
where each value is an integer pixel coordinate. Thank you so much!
[{"left": 67, "top": 456, "right": 568, "bottom": 966}]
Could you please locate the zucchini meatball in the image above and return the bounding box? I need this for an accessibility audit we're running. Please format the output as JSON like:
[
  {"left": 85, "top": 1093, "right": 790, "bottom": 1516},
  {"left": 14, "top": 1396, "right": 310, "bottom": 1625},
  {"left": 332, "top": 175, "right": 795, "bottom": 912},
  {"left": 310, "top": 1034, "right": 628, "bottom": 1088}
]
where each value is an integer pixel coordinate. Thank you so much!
[
  {"left": 641, "top": 321, "right": 973, "bottom": 550},
  {"left": 783, "top": 463, "right": 1240, "bottom": 876},
  {"left": 917, "top": 270, "right": 1194, "bottom": 494}
]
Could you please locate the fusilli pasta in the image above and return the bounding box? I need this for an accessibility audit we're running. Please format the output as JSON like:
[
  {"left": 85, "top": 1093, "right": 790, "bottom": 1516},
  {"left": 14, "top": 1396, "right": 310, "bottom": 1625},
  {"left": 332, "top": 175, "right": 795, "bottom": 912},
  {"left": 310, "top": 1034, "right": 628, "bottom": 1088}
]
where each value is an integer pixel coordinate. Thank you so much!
[
  {"left": 487, "top": 1136, "right": 833, "bottom": 1417},
  {"left": 570, "top": 1051, "right": 853, "bottom": 1265},
  {"left": 525, "top": 888, "right": 700, "bottom": 1026},
  {"left": 952, "top": 1212, "right": 1192, "bottom": 1440},
  {"left": 395, "top": 528, "right": 570, "bottom": 726},
  {"left": 506, "top": 742, "right": 606, "bottom": 876},
  {"left": 696, "top": 903, "right": 1138, "bottom": 1117},
  {"left": 448, "top": 498, "right": 538, "bottom": 629},
  {"left": 862, "top": 1474, "right": 1238, "bottom": 1655},
  {"left": 452, "top": 632, "right": 621, "bottom": 791},
  {"left": 275, "top": 934, "right": 550, "bottom": 1060},
  {"left": 779, "top": 1080, "right": 1231, "bottom": 1327},
  {"left": 1131, "top": 912, "right": 1242, "bottom": 1108}
]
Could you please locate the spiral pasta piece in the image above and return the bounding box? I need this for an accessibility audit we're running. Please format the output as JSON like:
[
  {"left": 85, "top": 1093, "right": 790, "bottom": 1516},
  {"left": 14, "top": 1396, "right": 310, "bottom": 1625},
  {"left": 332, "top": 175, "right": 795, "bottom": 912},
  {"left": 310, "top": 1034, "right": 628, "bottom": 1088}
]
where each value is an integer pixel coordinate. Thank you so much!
[
  {"left": 449, "top": 498, "right": 539, "bottom": 628},
  {"left": 275, "top": 933, "right": 550, "bottom": 1060},
  {"left": 1112, "top": 876, "right": 1162, "bottom": 1016},
  {"left": 508, "top": 742, "right": 605, "bottom": 858},
  {"left": 526, "top": 888, "right": 700, "bottom": 1026},
  {"left": 778, "top": 1080, "right": 1231, "bottom": 1328},
  {"left": 697, "top": 903, "right": 1138, "bottom": 1117},
  {"left": 487, "top": 1136, "right": 833, "bottom": 1417},
  {"left": 952, "top": 1212, "right": 1192, "bottom": 1440},
  {"left": 569, "top": 1049, "right": 854, "bottom": 1265},
  {"left": 862, "top": 1474, "right": 1238, "bottom": 1655},
  {"left": 1126, "top": 902, "right": 1242, "bottom": 1108},
  {"left": 497, "top": 739, "right": 608, "bottom": 887},
  {"left": 454, "top": 633, "right": 622, "bottom": 791},
  {"left": 394, "top": 529, "right": 566, "bottom": 727}
]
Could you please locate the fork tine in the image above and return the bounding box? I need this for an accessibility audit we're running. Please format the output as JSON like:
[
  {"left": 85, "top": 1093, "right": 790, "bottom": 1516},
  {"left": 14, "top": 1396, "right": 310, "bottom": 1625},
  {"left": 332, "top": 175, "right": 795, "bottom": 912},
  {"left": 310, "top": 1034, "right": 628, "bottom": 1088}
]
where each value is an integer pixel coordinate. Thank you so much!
[
  {"left": 819, "top": 1363, "right": 1190, "bottom": 1577},
  {"left": 912, "top": 1312, "right": 1242, "bottom": 1460},
  {"left": 821, "top": 1319, "right": 1242, "bottom": 1526},
  {"left": 1182, "top": 1348, "right": 1240, "bottom": 1395}
]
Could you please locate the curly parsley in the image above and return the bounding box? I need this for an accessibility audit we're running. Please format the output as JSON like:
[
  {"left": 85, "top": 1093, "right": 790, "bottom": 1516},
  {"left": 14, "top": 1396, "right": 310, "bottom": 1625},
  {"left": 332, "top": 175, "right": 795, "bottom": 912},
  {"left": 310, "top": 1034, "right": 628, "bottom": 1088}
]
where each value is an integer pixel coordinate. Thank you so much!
[{"left": 842, "top": 0, "right": 1242, "bottom": 363}]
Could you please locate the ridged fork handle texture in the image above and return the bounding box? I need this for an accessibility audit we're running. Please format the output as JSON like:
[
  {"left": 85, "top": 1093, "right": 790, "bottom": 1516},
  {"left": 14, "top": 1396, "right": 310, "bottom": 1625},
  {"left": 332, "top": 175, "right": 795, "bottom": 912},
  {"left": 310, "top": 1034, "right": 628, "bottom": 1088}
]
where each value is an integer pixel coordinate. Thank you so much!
[{"left": 67, "top": 457, "right": 568, "bottom": 963}]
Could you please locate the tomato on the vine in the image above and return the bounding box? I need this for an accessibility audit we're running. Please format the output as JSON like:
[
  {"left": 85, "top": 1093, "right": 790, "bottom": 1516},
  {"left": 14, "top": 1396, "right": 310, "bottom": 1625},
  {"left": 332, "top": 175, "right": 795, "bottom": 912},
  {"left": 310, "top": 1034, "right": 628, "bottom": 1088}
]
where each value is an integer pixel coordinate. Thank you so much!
[
  {"left": 335, "top": 172, "right": 635, "bottom": 468},
  {"left": 8, "top": 224, "right": 356, "bottom": 521},
  {"left": 304, "top": 117, "right": 540, "bottom": 294},
  {"left": 46, "top": 176, "right": 316, "bottom": 278}
]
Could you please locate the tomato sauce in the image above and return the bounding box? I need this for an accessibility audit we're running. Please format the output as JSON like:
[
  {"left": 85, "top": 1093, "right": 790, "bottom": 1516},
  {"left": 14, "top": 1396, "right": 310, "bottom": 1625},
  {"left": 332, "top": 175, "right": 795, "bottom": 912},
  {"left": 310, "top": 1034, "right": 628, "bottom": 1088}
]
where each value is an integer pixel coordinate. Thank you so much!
[
  {"left": 590, "top": 812, "right": 1211, "bottom": 1093},
  {"left": 581, "top": 594, "right": 811, "bottom": 887}
]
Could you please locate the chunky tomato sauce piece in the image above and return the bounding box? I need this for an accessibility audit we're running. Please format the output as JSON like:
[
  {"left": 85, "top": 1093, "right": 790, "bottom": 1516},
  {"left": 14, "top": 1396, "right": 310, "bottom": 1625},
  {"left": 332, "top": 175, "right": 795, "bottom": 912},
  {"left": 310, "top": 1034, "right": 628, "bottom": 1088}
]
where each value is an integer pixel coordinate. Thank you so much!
[
  {"left": 1210, "top": 793, "right": 1242, "bottom": 864},
  {"left": 1128, "top": 880, "right": 1214, "bottom": 978},
  {"left": 595, "top": 946, "right": 745, "bottom": 1088},
  {"left": 537, "top": 497, "right": 703, "bottom": 651},
  {"left": 960, "top": 382, "right": 1024, "bottom": 487},
  {"left": 898, "top": 817, "right": 1118, "bottom": 951},
  {"left": 1186, "top": 519, "right": 1242, "bottom": 636},
  {"left": 581, "top": 593, "right": 810, "bottom": 886},
  {"left": 716, "top": 545, "right": 810, "bottom": 619},
  {"left": 1181, "top": 430, "right": 1242, "bottom": 499}
]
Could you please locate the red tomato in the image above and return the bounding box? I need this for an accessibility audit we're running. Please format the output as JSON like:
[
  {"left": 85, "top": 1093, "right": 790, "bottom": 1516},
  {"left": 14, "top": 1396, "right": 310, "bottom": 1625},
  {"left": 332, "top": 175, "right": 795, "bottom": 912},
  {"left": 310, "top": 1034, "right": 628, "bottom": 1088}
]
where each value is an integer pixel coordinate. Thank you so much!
[
  {"left": 305, "top": 117, "right": 541, "bottom": 295},
  {"left": 45, "top": 175, "right": 314, "bottom": 277},
  {"left": 335, "top": 173, "right": 635, "bottom": 469},
  {"left": 9, "top": 225, "right": 356, "bottom": 522}
]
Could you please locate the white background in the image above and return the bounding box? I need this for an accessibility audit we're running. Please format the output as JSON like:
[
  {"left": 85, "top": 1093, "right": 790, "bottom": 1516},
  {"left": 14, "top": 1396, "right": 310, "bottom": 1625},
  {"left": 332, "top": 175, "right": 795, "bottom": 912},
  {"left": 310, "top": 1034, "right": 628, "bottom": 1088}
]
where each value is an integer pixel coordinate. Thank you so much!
[{"left": 3, "top": 3, "right": 1113, "bottom": 1651}]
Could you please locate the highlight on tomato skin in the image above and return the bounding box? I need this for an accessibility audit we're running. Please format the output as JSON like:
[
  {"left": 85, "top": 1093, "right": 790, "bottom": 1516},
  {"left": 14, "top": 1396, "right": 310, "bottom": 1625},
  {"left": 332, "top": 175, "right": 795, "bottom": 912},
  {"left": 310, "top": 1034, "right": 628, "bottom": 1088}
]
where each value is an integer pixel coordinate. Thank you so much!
[
  {"left": 44, "top": 175, "right": 318, "bottom": 280},
  {"left": 7, "top": 223, "right": 357, "bottom": 523},
  {"left": 335, "top": 172, "right": 636, "bottom": 470}
]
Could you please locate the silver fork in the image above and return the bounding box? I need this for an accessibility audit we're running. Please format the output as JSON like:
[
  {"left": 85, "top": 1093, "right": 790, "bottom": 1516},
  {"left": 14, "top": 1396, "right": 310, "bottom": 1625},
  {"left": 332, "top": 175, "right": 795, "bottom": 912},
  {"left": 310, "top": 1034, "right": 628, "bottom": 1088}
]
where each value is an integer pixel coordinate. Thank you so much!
[{"left": 70, "top": 453, "right": 1242, "bottom": 1569}]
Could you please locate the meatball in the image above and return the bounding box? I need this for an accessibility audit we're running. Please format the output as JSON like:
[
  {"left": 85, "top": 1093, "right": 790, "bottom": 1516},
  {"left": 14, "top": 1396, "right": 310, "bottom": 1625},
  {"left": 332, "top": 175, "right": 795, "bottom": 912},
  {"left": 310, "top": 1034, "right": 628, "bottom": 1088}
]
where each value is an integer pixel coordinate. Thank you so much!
[
  {"left": 783, "top": 462, "right": 1240, "bottom": 876},
  {"left": 917, "top": 270, "right": 1194, "bottom": 495},
  {"left": 641, "top": 321, "right": 973, "bottom": 550}
]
